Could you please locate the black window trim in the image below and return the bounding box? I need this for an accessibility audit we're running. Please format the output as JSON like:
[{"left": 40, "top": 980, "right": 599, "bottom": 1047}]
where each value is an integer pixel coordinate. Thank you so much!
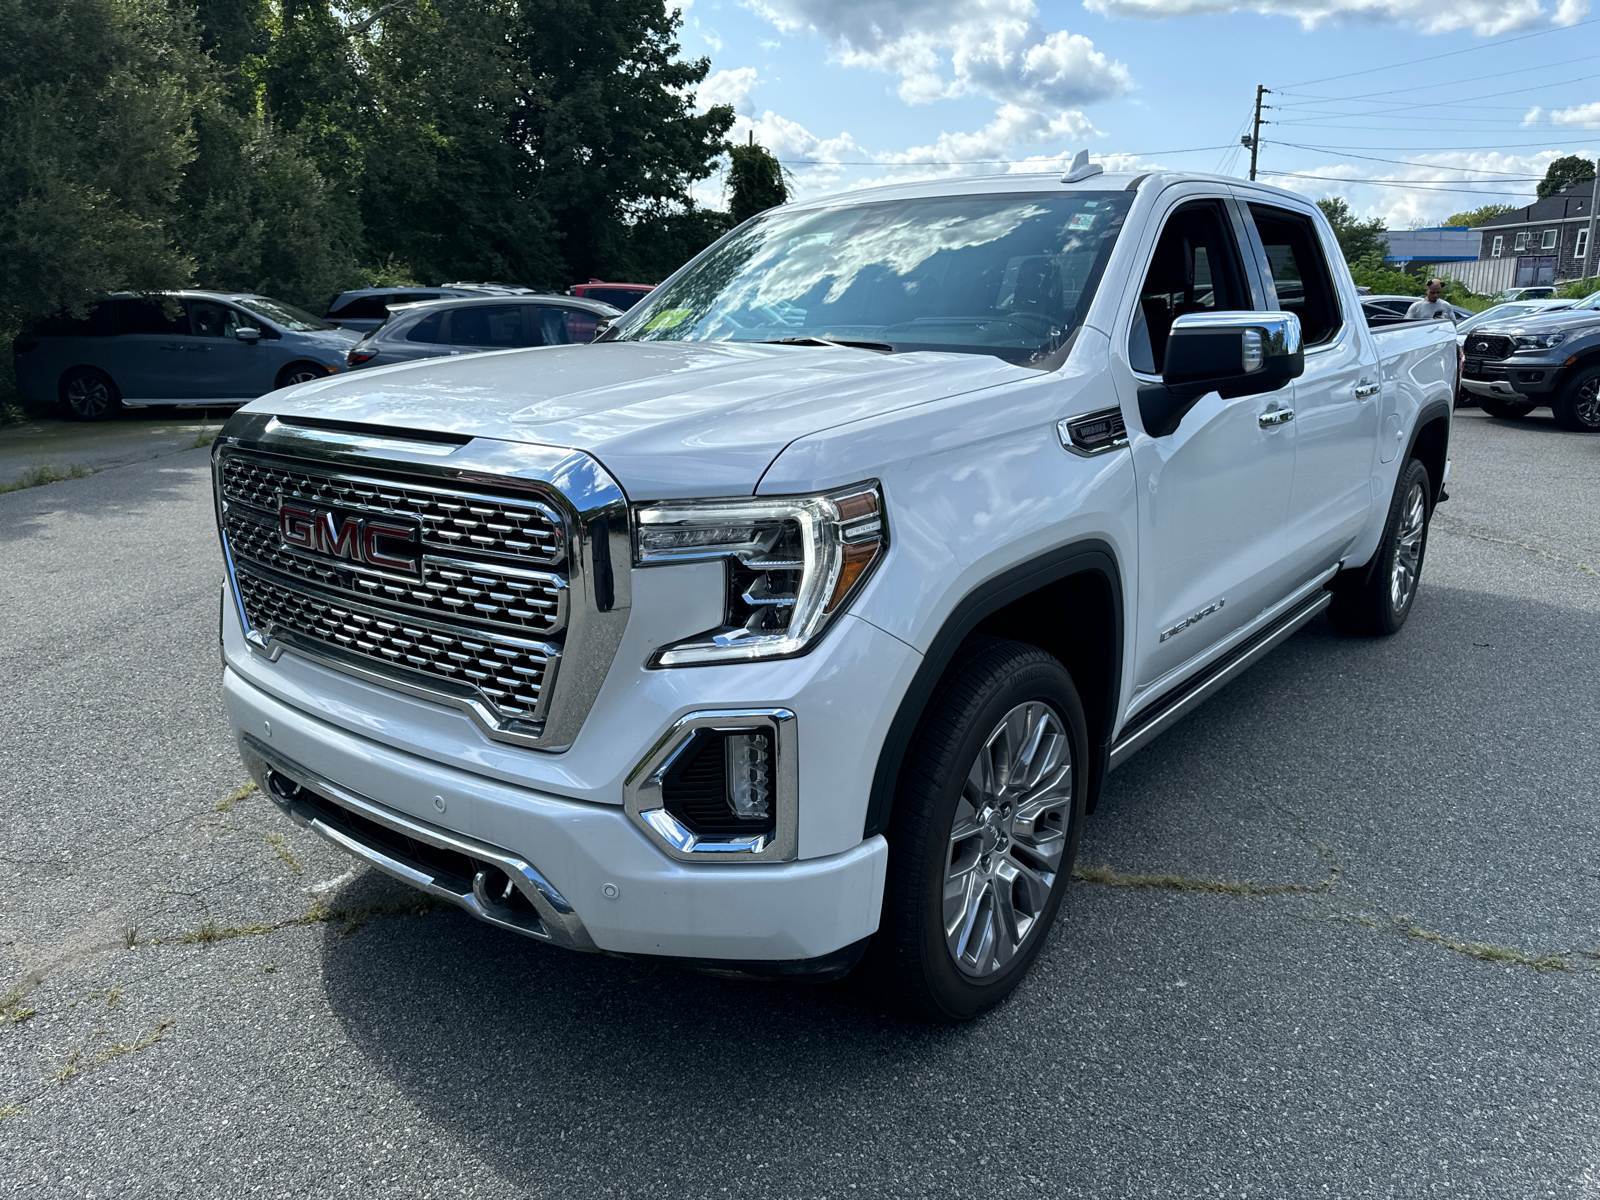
[{"left": 1240, "top": 199, "right": 1348, "bottom": 353}]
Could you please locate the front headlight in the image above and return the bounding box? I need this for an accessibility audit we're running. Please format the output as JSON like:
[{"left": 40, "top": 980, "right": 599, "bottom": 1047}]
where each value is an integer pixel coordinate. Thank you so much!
[
  {"left": 1513, "top": 332, "right": 1567, "bottom": 351},
  {"left": 634, "top": 481, "right": 887, "bottom": 666}
]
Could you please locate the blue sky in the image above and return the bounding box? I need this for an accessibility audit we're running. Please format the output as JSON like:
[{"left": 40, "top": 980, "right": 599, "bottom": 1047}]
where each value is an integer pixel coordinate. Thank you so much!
[{"left": 677, "top": 0, "right": 1600, "bottom": 225}]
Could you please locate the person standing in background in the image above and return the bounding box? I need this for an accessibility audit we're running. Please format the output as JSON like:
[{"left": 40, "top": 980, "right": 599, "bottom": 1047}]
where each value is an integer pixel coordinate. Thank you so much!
[{"left": 1407, "top": 278, "right": 1453, "bottom": 320}]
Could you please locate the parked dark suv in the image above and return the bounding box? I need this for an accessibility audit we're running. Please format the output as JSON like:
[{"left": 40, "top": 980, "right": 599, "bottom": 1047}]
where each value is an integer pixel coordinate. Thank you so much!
[
  {"left": 346, "top": 294, "right": 623, "bottom": 369},
  {"left": 323, "top": 286, "right": 493, "bottom": 334}
]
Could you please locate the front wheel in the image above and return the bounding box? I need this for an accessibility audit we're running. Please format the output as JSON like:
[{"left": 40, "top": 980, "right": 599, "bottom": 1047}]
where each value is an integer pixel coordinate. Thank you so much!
[
  {"left": 1329, "top": 458, "right": 1432, "bottom": 637},
  {"left": 276, "top": 362, "right": 328, "bottom": 389},
  {"left": 867, "top": 637, "right": 1087, "bottom": 1022},
  {"left": 1478, "top": 396, "right": 1534, "bottom": 420},
  {"left": 1551, "top": 365, "right": 1600, "bottom": 432}
]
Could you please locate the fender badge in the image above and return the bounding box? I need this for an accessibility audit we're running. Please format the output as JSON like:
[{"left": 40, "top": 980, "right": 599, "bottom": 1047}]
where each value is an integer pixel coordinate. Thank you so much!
[{"left": 1161, "top": 598, "right": 1225, "bottom": 643}]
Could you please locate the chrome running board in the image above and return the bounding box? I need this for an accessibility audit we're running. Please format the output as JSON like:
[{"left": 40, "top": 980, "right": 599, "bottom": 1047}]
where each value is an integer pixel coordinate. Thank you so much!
[{"left": 1108, "top": 587, "right": 1332, "bottom": 771}]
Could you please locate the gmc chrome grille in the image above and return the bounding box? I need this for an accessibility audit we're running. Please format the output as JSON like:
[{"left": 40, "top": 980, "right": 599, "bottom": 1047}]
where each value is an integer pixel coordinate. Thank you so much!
[
  {"left": 234, "top": 569, "right": 552, "bottom": 722},
  {"left": 223, "top": 506, "right": 566, "bottom": 637},
  {"left": 220, "top": 454, "right": 564, "bottom": 565}
]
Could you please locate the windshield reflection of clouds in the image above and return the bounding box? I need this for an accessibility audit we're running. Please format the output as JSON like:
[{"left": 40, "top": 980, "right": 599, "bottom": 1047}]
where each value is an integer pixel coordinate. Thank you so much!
[{"left": 620, "top": 193, "right": 1128, "bottom": 365}]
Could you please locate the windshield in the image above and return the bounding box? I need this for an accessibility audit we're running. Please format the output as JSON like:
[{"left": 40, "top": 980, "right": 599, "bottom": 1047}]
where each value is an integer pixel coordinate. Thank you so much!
[
  {"left": 237, "top": 297, "right": 333, "bottom": 332},
  {"left": 1574, "top": 291, "right": 1600, "bottom": 310},
  {"left": 611, "top": 191, "right": 1132, "bottom": 366}
]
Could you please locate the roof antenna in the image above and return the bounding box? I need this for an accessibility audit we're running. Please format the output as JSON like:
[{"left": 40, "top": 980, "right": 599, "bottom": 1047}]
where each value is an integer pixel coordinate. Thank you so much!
[{"left": 1060, "top": 149, "right": 1103, "bottom": 184}]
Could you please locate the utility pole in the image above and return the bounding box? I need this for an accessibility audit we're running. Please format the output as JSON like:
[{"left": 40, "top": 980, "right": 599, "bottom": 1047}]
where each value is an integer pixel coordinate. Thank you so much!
[
  {"left": 1585, "top": 157, "right": 1599, "bottom": 282},
  {"left": 1243, "top": 85, "right": 1269, "bottom": 182}
]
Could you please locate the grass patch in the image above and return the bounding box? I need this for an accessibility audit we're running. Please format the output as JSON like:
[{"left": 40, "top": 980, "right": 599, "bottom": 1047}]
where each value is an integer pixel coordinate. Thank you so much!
[
  {"left": 1404, "top": 925, "right": 1572, "bottom": 972},
  {"left": 0, "top": 982, "right": 36, "bottom": 1025},
  {"left": 214, "top": 780, "right": 257, "bottom": 813},
  {"left": 124, "top": 926, "right": 139, "bottom": 950},
  {"left": 96, "top": 1019, "right": 174, "bottom": 1066},
  {"left": 0, "top": 462, "right": 90, "bottom": 494},
  {"left": 264, "top": 832, "right": 304, "bottom": 877},
  {"left": 187, "top": 425, "right": 222, "bottom": 449},
  {"left": 1073, "top": 863, "right": 1334, "bottom": 898},
  {"left": 53, "top": 1048, "right": 82, "bottom": 1082},
  {"left": 171, "top": 894, "right": 438, "bottom": 947},
  {"left": 87, "top": 985, "right": 123, "bottom": 1012},
  {"left": 0, "top": 1102, "right": 21, "bottom": 1124}
]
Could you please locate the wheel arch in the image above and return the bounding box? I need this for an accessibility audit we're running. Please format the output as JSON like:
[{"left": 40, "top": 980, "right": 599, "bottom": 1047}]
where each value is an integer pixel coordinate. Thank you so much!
[
  {"left": 57, "top": 363, "right": 118, "bottom": 398},
  {"left": 275, "top": 360, "right": 330, "bottom": 389},
  {"left": 863, "top": 539, "right": 1125, "bottom": 839},
  {"left": 1405, "top": 398, "right": 1452, "bottom": 505}
]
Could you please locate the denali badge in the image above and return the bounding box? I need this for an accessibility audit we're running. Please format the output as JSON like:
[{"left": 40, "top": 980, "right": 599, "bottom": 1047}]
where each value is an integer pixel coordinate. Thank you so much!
[
  {"left": 278, "top": 500, "right": 420, "bottom": 576},
  {"left": 1160, "top": 598, "right": 1225, "bottom": 643}
]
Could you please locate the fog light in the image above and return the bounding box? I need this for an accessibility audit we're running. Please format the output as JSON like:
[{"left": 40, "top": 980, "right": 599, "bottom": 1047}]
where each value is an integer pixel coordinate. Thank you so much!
[{"left": 725, "top": 732, "right": 771, "bottom": 820}]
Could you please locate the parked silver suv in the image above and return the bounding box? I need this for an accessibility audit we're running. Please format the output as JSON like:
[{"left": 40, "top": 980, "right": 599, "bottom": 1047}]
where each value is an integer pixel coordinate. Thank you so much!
[
  {"left": 12, "top": 291, "right": 360, "bottom": 420},
  {"left": 345, "top": 294, "right": 621, "bottom": 369}
]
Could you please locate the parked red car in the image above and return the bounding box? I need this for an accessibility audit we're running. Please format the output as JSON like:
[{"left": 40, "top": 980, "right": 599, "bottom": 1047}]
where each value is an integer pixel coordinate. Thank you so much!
[{"left": 568, "top": 279, "right": 654, "bottom": 311}]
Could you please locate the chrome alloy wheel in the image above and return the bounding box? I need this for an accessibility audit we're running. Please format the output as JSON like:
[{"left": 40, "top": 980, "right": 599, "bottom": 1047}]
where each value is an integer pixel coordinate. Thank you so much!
[
  {"left": 942, "top": 701, "right": 1072, "bottom": 979},
  {"left": 1389, "top": 481, "right": 1427, "bottom": 615},
  {"left": 65, "top": 373, "right": 113, "bottom": 418},
  {"left": 1577, "top": 376, "right": 1600, "bottom": 428},
  {"left": 283, "top": 367, "right": 324, "bottom": 386}
]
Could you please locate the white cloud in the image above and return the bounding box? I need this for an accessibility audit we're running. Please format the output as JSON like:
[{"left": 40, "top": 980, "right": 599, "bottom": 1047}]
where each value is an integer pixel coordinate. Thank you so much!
[
  {"left": 1551, "top": 101, "right": 1600, "bottom": 127},
  {"left": 744, "top": 0, "right": 1131, "bottom": 108},
  {"left": 1257, "top": 148, "right": 1593, "bottom": 227},
  {"left": 1082, "top": 0, "right": 1579, "bottom": 37},
  {"left": 698, "top": 67, "right": 761, "bottom": 115},
  {"left": 1523, "top": 106, "right": 1543, "bottom": 125}
]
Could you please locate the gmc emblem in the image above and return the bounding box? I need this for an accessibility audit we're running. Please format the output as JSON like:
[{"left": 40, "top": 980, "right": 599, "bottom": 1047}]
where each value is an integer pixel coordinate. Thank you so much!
[{"left": 278, "top": 501, "right": 420, "bottom": 576}]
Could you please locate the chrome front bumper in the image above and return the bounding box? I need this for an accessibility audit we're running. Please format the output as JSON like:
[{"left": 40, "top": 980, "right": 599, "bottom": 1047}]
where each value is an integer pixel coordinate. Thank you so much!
[{"left": 1462, "top": 378, "right": 1527, "bottom": 399}]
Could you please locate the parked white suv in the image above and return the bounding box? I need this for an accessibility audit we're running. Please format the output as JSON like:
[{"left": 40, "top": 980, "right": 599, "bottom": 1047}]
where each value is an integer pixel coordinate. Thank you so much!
[{"left": 211, "top": 168, "right": 1458, "bottom": 1020}]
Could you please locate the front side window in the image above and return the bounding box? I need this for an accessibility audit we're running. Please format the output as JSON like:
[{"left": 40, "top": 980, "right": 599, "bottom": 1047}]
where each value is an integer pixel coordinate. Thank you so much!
[
  {"left": 1542, "top": 229, "right": 1559, "bottom": 250},
  {"left": 114, "top": 297, "right": 187, "bottom": 336},
  {"left": 534, "top": 306, "right": 604, "bottom": 344},
  {"left": 1491, "top": 235, "right": 1503, "bottom": 258},
  {"left": 237, "top": 297, "right": 332, "bottom": 331},
  {"left": 187, "top": 300, "right": 245, "bottom": 339},
  {"left": 1128, "top": 200, "right": 1250, "bottom": 374},
  {"left": 1248, "top": 204, "right": 1342, "bottom": 347},
  {"left": 613, "top": 191, "right": 1133, "bottom": 367}
]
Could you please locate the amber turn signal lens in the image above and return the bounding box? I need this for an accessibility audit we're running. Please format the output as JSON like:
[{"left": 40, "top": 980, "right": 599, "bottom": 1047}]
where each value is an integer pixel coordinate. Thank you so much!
[{"left": 825, "top": 541, "right": 879, "bottom": 613}]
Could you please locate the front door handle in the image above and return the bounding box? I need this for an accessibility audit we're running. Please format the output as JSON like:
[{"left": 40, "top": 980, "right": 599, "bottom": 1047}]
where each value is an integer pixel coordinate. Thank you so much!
[
  {"left": 1355, "top": 381, "right": 1380, "bottom": 399},
  {"left": 1259, "top": 408, "right": 1294, "bottom": 428}
]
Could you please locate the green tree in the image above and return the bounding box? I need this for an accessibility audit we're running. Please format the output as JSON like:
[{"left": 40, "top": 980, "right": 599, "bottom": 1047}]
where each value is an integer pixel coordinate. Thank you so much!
[
  {"left": 1442, "top": 203, "right": 1517, "bottom": 228},
  {"left": 1536, "top": 155, "right": 1595, "bottom": 200},
  {"left": 1316, "top": 197, "right": 1387, "bottom": 265},
  {"left": 727, "top": 139, "right": 788, "bottom": 225}
]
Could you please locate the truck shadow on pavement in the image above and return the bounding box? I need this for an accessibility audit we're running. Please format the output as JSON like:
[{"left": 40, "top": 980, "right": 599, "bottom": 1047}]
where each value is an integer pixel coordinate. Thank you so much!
[{"left": 310, "top": 580, "right": 1598, "bottom": 1195}]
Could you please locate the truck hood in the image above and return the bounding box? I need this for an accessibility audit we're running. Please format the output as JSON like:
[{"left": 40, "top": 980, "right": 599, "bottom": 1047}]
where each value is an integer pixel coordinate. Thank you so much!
[
  {"left": 248, "top": 340, "right": 1032, "bottom": 498},
  {"left": 1473, "top": 308, "right": 1600, "bottom": 336}
]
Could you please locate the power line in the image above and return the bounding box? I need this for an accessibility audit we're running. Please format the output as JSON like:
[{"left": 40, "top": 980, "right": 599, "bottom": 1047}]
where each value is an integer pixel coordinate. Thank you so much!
[
  {"left": 1282, "top": 136, "right": 1600, "bottom": 152},
  {"left": 1269, "top": 142, "right": 1550, "bottom": 176},
  {"left": 1273, "top": 51, "right": 1600, "bottom": 108},
  {"left": 1276, "top": 17, "right": 1598, "bottom": 88},
  {"left": 1278, "top": 71, "right": 1600, "bottom": 123},
  {"left": 1264, "top": 171, "right": 1538, "bottom": 197}
]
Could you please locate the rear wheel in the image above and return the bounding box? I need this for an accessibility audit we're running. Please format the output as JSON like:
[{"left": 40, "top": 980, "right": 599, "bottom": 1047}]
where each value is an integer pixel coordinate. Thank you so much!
[
  {"left": 1551, "top": 365, "right": 1600, "bottom": 432},
  {"left": 1478, "top": 396, "right": 1534, "bottom": 420},
  {"left": 60, "top": 367, "right": 121, "bottom": 421},
  {"left": 276, "top": 362, "right": 327, "bottom": 389},
  {"left": 1329, "top": 458, "right": 1432, "bottom": 637},
  {"left": 867, "top": 637, "right": 1087, "bottom": 1022}
]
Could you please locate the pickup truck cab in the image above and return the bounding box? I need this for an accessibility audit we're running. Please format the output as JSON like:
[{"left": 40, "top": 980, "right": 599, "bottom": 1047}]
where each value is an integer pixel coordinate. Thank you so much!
[{"left": 211, "top": 169, "right": 1457, "bottom": 1021}]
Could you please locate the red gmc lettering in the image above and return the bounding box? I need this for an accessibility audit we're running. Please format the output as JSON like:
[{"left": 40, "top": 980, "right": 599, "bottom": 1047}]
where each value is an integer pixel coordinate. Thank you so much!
[
  {"left": 314, "top": 511, "right": 362, "bottom": 561},
  {"left": 362, "top": 520, "right": 417, "bottom": 572},
  {"left": 278, "top": 503, "right": 317, "bottom": 550}
]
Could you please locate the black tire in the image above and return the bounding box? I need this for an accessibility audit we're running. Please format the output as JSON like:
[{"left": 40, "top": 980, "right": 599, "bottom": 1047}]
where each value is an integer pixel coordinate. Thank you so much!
[
  {"left": 1478, "top": 396, "right": 1534, "bottom": 420},
  {"left": 276, "top": 362, "right": 327, "bottom": 389},
  {"left": 1329, "top": 458, "right": 1432, "bottom": 637},
  {"left": 60, "top": 367, "right": 121, "bottom": 421},
  {"left": 866, "top": 636, "right": 1088, "bottom": 1022},
  {"left": 1551, "top": 365, "right": 1600, "bottom": 432}
]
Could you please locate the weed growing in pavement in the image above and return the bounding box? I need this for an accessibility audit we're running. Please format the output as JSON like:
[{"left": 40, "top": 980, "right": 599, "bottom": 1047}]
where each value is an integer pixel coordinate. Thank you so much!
[
  {"left": 52, "top": 1020, "right": 175, "bottom": 1085},
  {"left": 123, "top": 926, "right": 138, "bottom": 949},
  {"left": 0, "top": 1102, "right": 21, "bottom": 1124},
  {"left": 170, "top": 894, "right": 438, "bottom": 947},
  {"left": 263, "top": 962, "right": 278, "bottom": 974},
  {"left": 1, "top": 982, "right": 37, "bottom": 1025},
  {"left": 188, "top": 425, "right": 222, "bottom": 449},
  {"left": 1402, "top": 924, "right": 1573, "bottom": 971},
  {"left": 53, "top": 1048, "right": 82, "bottom": 1082},
  {"left": 264, "top": 832, "right": 304, "bottom": 877},
  {"left": 214, "top": 780, "right": 257, "bottom": 812},
  {"left": 0, "top": 462, "right": 90, "bottom": 494},
  {"left": 87, "top": 986, "right": 123, "bottom": 1012}
]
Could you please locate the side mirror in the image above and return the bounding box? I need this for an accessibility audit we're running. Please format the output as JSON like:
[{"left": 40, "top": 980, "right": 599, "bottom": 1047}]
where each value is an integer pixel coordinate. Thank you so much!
[
  {"left": 235, "top": 327, "right": 262, "bottom": 343},
  {"left": 1138, "top": 311, "right": 1303, "bottom": 438}
]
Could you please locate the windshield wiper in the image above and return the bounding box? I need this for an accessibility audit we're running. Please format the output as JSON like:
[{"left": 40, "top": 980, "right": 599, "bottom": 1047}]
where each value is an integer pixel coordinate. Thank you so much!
[{"left": 752, "top": 336, "right": 895, "bottom": 353}]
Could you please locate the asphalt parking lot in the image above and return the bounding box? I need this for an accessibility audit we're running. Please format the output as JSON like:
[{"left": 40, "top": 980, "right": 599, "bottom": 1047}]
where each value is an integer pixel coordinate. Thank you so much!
[{"left": 1, "top": 408, "right": 1597, "bottom": 1198}]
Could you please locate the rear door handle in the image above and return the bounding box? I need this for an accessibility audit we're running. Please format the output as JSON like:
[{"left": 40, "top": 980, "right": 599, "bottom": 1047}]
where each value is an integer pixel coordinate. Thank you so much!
[
  {"left": 1355, "top": 382, "right": 1380, "bottom": 399},
  {"left": 1259, "top": 408, "right": 1294, "bottom": 428}
]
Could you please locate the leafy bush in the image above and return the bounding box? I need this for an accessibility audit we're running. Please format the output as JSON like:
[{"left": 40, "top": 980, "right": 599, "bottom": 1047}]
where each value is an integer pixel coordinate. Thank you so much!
[{"left": 1557, "top": 276, "right": 1600, "bottom": 300}]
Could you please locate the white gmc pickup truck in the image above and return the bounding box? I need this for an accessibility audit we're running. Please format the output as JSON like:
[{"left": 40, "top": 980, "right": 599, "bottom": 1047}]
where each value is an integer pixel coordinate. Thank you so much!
[{"left": 212, "top": 166, "right": 1457, "bottom": 1020}]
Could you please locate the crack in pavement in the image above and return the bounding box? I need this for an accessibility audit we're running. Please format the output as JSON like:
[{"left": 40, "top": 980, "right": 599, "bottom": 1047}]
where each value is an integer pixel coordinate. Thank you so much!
[{"left": 1433, "top": 512, "right": 1600, "bottom": 579}]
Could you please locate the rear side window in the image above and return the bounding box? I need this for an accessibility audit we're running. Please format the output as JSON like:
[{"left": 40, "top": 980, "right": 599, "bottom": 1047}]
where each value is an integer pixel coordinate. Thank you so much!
[
  {"left": 448, "top": 304, "right": 532, "bottom": 347},
  {"left": 1129, "top": 200, "right": 1251, "bottom": 375},
  {"left": 114, "top": 297, "right": 188, "bottom": 335},
  {"left": 1247, "top": 205, "right": 1342, "bottom": 347},
  {"left": 30, "top": 302, "right": 116, "bottom": 337},
  {"left": 404, "top": 311, "right": 446, "bottom": 343}
]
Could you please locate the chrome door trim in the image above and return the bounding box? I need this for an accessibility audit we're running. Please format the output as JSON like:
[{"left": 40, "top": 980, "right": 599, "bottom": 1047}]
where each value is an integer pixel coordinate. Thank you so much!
[
  {"left": 1258, "top": 407, "right": 1295, "bottom": 427},
  {"left": 1109, "top": 584, "right": 1332, "bottom": 771}
]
